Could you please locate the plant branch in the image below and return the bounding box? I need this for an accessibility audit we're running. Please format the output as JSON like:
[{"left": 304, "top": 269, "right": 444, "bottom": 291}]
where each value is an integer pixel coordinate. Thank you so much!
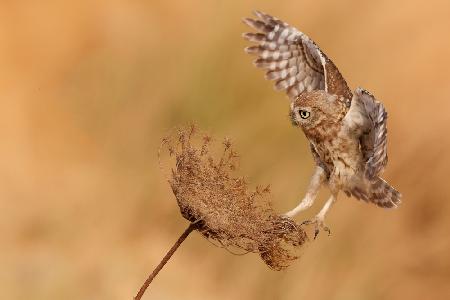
[{"left": 134, "top": 222, "right": 197, "bottom": 300}]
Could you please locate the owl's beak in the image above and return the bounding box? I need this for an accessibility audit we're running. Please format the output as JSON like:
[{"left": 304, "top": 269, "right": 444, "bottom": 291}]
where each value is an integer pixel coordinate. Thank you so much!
[
  {"left": 289, "top": 103, "right": 298, "bottom": 126},
  {"left": 289, "top": 110, "right": 299, "bottom": 126}
]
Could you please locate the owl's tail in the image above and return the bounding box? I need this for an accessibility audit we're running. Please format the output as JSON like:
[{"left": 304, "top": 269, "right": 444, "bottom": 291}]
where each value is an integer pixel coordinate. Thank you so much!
[{"left": 349, "top": 176, "right": 401, "bottom": 208}]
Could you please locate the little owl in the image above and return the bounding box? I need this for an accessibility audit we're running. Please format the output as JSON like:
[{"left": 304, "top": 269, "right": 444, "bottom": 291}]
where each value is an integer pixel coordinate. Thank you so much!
[{"left": 242, "top": 11, "right": 401, "bottom": 237}]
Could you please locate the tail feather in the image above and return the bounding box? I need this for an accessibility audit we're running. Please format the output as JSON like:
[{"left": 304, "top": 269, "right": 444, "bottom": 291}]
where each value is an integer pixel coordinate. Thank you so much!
[{"left": 350, "top": 177, "right": 401, "bottom": 208}]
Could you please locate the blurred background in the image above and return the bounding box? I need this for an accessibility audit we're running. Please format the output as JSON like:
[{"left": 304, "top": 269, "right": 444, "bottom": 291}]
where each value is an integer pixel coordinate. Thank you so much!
[{"left": 1, "top": 0, "right": 450, "bottom": 299}]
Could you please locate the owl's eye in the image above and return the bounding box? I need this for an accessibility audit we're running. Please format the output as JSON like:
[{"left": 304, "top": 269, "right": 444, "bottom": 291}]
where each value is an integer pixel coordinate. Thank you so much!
[{"left": 299, "top": 110, "right": 310, "bottom": 119}]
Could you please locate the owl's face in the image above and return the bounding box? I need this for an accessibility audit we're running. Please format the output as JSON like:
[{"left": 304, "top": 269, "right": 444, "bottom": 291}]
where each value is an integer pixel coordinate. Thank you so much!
[{"left": 290, "top": 91, "right": 348, "bottom": 133}]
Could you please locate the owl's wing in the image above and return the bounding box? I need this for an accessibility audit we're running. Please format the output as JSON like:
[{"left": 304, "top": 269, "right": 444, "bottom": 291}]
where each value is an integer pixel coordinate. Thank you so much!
[
  {"left": 243, "top": 11, "right": 352, "bottom": 101},
  {"left": 345, "top": 88, "right": 388, "bottom": 178}
]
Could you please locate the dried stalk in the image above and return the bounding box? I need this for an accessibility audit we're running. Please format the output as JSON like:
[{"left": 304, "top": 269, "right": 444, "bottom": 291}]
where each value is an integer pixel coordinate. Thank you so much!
[{"left": 134, "top": 222, "right": 198, "bottom": 300}]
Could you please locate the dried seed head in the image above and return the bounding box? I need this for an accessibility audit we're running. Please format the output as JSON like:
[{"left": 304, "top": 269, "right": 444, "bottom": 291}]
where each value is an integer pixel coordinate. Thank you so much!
[{"left": 160, "top": 125, "right": 307, "bottom": 270}]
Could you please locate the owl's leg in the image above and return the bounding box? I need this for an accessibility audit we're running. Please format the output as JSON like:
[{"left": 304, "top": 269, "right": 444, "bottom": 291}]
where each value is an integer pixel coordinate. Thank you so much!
[
  {"left": 302, "top": 193, "right": 337, "bottom": 239},
  {"left": 284, "top": 166, "right": 326, "bottom": 218}
]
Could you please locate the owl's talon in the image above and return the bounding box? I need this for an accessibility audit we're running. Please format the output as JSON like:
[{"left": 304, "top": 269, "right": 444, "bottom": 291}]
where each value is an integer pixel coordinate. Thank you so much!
[
  {"left": 301, "top": 217, "right": 331, "bottom": 239},
  {"left": 301, "top": 220, "right": 312, "bottom": 226},
  {"left": 314, "top": 228, "right": 320, "bottom": 240}
]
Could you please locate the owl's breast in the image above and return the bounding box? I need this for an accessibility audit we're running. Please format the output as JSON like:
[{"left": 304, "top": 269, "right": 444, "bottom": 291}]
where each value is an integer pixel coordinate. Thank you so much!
[{"left": 308, "top": 124, "right": 363, "bottom": 188}]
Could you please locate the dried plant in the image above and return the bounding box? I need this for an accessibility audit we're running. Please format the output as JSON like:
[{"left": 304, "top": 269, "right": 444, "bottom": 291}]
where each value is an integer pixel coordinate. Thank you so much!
[{"left": 135, "top": 125, "right": 307, "bottom": 299}]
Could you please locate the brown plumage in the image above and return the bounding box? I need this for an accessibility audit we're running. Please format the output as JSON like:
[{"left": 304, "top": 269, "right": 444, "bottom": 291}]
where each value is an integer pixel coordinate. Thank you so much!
[{"left": 243, "top": 11, "right": 401, "bottom": 236}]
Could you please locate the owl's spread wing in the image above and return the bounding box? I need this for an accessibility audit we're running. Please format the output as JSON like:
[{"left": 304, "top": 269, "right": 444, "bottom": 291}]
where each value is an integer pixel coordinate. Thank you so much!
[
  {"left": 346, "top": 88, "right": 388, "bottom": 178},
  {"left": 243, "top": 11, "right": 352, "bottom": 101}
]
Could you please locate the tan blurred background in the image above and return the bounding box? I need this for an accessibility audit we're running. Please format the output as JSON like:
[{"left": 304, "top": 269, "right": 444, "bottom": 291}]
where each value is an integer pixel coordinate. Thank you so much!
[{"left": 1, "top": 0, "right": 450, "bottom": 299}]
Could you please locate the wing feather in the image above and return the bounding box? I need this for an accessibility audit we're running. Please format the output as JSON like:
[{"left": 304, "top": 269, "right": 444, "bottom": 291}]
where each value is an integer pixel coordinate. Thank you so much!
[
  {"left": 347, "top": 88, "right": 389, "bottom": 178},
  {"left": 243, "top": 11, "right": 352, "bottom": 101}
]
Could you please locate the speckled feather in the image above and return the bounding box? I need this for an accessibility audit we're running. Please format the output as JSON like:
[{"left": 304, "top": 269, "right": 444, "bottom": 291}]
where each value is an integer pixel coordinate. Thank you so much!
[{"left": 243, "top": 10, "right": 352, "bottom": 101}]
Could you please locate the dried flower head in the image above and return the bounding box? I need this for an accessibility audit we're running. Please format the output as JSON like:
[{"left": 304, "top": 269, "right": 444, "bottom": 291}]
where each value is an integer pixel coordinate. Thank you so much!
[{"left": 160, "top": 125, "right": 307, "bottom": 270}]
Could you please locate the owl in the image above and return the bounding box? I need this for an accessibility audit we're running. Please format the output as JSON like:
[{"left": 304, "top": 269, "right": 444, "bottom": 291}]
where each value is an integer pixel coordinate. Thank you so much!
[{"left": 243, "top": 11, "right": 401, "bottom": 237}]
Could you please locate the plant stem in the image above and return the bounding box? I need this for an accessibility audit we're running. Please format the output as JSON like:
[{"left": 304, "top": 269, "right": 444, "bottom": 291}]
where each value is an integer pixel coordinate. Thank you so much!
[{"left": 134, "top": 223, "right": 197, "bottom": 300}]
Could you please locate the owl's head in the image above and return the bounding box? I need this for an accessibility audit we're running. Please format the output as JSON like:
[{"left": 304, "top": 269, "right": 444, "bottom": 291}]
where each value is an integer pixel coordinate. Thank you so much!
[{"left": 290, "top": 90, "right": 349, "bottom": 131}]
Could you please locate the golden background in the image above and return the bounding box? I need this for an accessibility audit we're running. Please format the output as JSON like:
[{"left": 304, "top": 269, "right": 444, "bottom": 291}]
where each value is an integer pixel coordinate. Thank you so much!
[{"left": 1, "top": 1, "right": 449, "bottom": 299}]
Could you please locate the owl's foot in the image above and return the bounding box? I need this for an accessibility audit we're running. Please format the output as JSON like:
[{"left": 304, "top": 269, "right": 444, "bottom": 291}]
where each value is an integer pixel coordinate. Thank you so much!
[{"left": 301, "top": 217, "right": 331, "bottom": 239}]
